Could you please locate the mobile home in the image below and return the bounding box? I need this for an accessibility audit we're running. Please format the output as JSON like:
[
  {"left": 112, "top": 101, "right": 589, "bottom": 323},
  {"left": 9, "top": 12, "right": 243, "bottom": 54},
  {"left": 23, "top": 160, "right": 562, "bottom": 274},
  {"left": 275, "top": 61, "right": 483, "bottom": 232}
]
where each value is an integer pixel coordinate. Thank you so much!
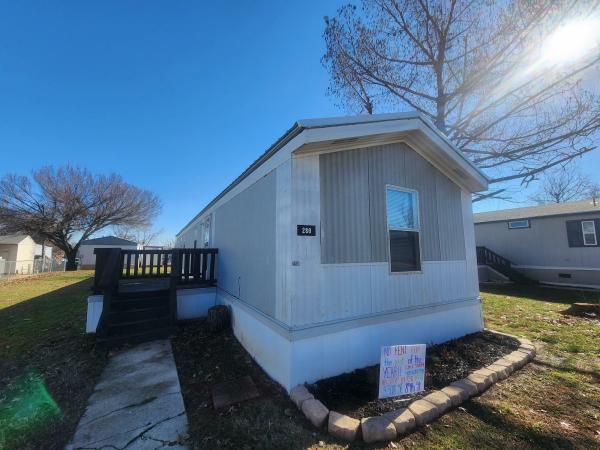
[
  {"left": 176, "top": 112, "right": 489, "bottom": 390},
  {"left": 475, "top": 199, "right": 600, "bottom": 289}
]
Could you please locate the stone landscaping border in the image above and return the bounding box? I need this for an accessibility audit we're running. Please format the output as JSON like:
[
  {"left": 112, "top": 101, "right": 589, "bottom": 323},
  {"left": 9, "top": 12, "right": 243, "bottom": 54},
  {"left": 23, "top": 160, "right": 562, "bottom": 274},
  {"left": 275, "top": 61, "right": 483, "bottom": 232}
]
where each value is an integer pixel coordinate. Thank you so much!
[{"left": 289, "top": 331, "right": 536, "bottom": 443}]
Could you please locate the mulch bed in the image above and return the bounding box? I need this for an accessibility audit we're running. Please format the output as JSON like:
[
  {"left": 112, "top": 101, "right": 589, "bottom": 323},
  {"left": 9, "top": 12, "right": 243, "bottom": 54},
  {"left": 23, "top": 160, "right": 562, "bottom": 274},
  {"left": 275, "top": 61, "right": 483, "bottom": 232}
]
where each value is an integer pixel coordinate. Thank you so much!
[
  {"left": 306, "top": 330, "right": 520, "bottom": 419},
  {"left": 171, "top": 319, "right": 327, "bottom": 449}
]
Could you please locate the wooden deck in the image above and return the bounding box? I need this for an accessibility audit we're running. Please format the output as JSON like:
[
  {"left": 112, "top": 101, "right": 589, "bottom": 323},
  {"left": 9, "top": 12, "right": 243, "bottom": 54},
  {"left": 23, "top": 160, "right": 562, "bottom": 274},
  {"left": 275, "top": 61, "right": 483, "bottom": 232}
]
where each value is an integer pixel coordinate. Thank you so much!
[{"left": 92, "top": 247, "right": 218, "bottom": 346}]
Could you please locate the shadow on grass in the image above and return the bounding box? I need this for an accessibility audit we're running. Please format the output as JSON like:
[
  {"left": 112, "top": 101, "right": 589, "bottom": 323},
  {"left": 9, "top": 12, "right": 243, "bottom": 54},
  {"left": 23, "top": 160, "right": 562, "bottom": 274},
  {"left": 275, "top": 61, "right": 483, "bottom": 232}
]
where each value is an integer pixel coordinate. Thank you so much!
[
  {"left": 0, "top": 276, "right": 108, "bottom": 450},
  {"left": 533, "top": 358, "right": 600, "bottom": 383},
  {"left": 461, "top": 400, "right": 597, "bottom": 449},
  {"left": 480, "top": 283, "right": 600, "bottom": 305}
]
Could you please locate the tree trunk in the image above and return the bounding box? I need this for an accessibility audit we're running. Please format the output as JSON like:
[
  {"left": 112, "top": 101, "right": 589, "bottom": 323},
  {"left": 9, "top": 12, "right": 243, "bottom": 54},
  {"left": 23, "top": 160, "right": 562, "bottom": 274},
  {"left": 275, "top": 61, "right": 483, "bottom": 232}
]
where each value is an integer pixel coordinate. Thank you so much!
[{"left": 65, "top": 250, "right": 78, "bottom": 271}]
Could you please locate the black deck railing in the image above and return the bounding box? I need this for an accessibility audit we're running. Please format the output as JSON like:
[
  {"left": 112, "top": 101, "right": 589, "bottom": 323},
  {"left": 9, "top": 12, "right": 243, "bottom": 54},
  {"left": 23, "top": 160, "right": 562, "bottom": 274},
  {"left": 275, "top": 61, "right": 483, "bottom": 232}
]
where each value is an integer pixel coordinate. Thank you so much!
[
  {"left": 476, "top": 246, "right": 534, "bottom": 284},
  {"left": 92, "top": 247, "right": 218, "bottom": 339},
  {"left": 476, "top": 246, "right": 512, "bottom": 270},
  {"left": 94, "top": 247, "right": 218, "bottom": 294}
]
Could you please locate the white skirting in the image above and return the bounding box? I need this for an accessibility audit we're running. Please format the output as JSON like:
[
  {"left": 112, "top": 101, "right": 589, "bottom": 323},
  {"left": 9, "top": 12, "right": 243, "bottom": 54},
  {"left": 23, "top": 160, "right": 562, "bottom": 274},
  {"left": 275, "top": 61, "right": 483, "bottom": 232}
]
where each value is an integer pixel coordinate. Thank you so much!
[
  {"left": 86, "top": 295, "right": 104, "bottom": 333},
  {"left": 177, "top": 287, "right": 217, "bottom": 319},
  {"left": 217, "top": 289, "right": 484, "bottom": 391}
]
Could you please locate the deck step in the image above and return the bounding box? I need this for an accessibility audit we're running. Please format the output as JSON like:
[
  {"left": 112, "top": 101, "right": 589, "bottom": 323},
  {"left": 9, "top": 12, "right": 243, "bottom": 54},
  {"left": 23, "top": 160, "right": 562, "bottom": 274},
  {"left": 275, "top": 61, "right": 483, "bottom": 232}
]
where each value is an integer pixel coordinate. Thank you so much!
[
  {"left": 110, "top": 296, "right": 169, "bottom": 311},
  {"left": 115, "top": 289, "right": 170, "bottom": 299},
  {"left": 109, "top": 306, "right": 170, "bottom": 324},
  {"left": 108, "top": 317, "right": 171, "bottom": 337},
  {"left": 98, "top": 327, "right": 174, "bottom": 348}
]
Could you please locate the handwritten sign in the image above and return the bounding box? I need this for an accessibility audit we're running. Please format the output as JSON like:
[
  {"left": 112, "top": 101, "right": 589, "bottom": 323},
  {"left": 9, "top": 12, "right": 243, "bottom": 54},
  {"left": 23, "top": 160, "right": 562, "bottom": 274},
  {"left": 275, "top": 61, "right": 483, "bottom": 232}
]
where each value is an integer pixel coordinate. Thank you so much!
[{"left": 378, "top": 344, "right": 426, "bottom": 399}]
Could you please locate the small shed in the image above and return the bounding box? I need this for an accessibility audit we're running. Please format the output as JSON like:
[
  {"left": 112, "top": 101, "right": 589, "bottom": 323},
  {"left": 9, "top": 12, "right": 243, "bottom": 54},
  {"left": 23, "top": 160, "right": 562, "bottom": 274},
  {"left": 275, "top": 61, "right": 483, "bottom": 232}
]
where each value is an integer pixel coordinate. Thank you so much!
[
  {"left": 176, "top": 112, "right": 488, "bottom": 390},
  {"left": 0, "top": 234, "right": 37, "bottom": 274},
  {"left": 78, "top": 236, "right": 139, "bottom": 269}
]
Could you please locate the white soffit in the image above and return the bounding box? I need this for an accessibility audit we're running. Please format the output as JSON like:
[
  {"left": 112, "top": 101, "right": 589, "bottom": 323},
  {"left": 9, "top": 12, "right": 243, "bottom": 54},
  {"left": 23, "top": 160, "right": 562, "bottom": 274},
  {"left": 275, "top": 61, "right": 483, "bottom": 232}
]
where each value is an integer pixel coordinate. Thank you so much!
[{"left": 295, "top": 118, "right": 488, "bottom": 193}]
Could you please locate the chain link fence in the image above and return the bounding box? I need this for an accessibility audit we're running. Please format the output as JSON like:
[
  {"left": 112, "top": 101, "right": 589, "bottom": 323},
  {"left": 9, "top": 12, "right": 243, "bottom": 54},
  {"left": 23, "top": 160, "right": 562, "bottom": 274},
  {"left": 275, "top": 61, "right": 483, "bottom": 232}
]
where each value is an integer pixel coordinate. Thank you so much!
[{"left": 0, "top": 258, "right": 66, "bottom": 282}]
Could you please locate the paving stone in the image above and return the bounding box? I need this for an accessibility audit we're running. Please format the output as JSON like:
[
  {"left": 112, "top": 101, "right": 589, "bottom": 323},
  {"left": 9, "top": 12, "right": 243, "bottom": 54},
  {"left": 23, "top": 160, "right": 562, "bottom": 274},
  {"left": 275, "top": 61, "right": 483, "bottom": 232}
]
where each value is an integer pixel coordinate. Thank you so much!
[
  {"left": 407, "top": 399, "right": 440, "bottom": 426},
  {"left": 486, "top": 364, "right": 510, "bottom": 380},
  {"left": 422, "top": 391, "right": 452, "bottom": 413},
  {"left": 383, "top": 408, "right": 416, "bottom": 435},
  {"left": 440, "top": 385, "right": 469, "bottom": 406},
  {"left": 289, "top": 385, "right": 314, "bottom": 409},
  {"left": 302, "top": 399, "right": 329, "bottom": 428},
  {"left": 504, "top": 351, "right": 528, "bottom": 368},
  {"left": 360, "top": 416, "right": 397, "bottom": 443},
  {"left": 473, "top": 367, "right": 498, "bottom": 383},
  {"left": 518, "top": 345, "right": 536, "bottom": 359},
  {"left": 449, "top": 379, "right": 479, "bottom": 398},
  {"left": 212, "top": 375, "right": 260, "bottom": 410},
  {"left": 493, "top": 357, "right": 518, "bottom": 372},
  {"left": 466, "top": 372, "right": 492, "bottom": 392},
  {"left": 328, "top": 411, "right": 360, "bottom": 442},
  {"left": 519, "top": 337, "right": 533, "bottom": 346}
]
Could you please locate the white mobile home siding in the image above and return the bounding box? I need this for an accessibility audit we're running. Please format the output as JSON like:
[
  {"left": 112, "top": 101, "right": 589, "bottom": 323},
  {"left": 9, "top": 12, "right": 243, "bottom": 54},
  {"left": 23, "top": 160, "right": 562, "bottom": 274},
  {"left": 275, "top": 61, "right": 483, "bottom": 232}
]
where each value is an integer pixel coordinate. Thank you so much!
[
  {"left": 213, "top": 171, "right": 277, "bottom": 317},
  {"left": 475, "top": 213, "right": 600, "bottom": 287},
  {"left": 177, "top": 141, "right": 480, "bottom": 329}
]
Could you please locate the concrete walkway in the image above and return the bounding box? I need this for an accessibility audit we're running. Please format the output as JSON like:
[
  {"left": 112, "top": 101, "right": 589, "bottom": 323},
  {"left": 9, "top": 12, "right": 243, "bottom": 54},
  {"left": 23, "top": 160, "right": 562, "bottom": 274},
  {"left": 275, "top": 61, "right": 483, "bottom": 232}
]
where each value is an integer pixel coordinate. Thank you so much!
[{"left": 68, "top": 340, "right": 189, "bottom": 450}]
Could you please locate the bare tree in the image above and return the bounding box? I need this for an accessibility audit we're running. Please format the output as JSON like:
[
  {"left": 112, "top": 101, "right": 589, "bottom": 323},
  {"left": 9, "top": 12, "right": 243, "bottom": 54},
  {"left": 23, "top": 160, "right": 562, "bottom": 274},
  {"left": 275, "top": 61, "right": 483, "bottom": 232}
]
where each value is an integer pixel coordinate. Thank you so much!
[
  {"left": 113, "top": 225, "right": 163, "bottom": 247},
  {"left": 161, "top": 238, "right": 176, "bottom": 250},
  {"left": 530, "top": 166, "right": 600, "bottom": 203},
  {"left": 323, "top": 0, "right": 600, "bottom": 200},
  {"left": 0, "top": 166, "right": 162, "bottom": 270}
]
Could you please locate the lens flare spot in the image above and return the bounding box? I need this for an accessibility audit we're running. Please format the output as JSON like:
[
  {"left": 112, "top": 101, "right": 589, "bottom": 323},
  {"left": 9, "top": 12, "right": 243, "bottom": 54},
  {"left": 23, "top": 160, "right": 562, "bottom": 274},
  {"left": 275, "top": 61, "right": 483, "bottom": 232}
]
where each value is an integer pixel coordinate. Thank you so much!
[{"left": 0, "top": 371, "right": 62, "bottom": 447}]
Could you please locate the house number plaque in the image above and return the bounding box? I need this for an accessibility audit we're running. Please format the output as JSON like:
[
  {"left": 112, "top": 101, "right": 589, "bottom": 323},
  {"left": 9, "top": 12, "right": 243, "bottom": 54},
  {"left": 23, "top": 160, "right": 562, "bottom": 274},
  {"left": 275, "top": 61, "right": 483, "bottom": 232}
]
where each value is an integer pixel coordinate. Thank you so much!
[{"left": 297, "top": 225, "right": 316, "bottom": 236}]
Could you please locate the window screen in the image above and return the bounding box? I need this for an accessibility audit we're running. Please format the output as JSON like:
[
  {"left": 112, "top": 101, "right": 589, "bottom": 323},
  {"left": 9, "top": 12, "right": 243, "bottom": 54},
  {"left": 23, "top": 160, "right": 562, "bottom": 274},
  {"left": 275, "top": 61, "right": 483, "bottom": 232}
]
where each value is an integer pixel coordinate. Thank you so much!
[
  {"left": 386, "top": 187, "right": 420, "bottom": 272},
  {"left": 582, "top": 220, "right": 597, "bottom": 246}
]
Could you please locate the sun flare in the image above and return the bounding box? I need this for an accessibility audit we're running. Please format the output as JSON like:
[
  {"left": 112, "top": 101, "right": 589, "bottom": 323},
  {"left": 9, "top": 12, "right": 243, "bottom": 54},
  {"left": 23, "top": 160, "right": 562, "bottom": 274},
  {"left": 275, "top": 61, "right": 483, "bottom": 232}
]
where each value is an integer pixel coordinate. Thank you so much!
[{"left": 542, "top": 18, "right": 600, "bottom": 63}]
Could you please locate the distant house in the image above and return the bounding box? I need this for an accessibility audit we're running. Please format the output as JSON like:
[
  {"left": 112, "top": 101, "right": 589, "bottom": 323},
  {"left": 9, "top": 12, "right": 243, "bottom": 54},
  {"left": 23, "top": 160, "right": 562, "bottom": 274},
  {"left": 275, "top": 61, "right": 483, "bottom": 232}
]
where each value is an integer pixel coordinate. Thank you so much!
[
  {"left": 176, "top": 112, "right": 489, "bottom": 390},
  {"left": 78, "top": 236, "right": 139, "bottom": 269},
  {"left": 0, "top": 234, "right": 37, "bottom": 274},
  {"left": 475, "top": 198, "right": 600, "bottom": 289},
  {"left": 0, "top": 234, "right": 52, "bottom": 274}
]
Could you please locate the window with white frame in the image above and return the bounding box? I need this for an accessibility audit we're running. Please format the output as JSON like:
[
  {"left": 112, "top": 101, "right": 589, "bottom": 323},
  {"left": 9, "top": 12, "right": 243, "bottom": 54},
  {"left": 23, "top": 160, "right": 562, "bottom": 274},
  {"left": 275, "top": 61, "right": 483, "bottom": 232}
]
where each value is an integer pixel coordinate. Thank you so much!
[
  {"left": 386, "top": 186, "right": 421, "bottom": 272},
  {"left": 582, "top": 220, "right": 597, "bottom": 246},
  {"left": 508, "top": 219, "right": 530, "bottom": 229}
]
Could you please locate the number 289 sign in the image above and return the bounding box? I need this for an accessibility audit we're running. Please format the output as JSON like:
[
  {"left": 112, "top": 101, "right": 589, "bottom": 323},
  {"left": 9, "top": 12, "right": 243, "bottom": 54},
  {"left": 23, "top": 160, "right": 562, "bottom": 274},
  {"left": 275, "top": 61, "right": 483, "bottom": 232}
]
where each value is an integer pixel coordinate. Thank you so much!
[
  {"left": 378, "top": 344, "right": 426, "bottom": 399},
  {"left": 296, "top": 225, "right": 316, "bottom": 236}
]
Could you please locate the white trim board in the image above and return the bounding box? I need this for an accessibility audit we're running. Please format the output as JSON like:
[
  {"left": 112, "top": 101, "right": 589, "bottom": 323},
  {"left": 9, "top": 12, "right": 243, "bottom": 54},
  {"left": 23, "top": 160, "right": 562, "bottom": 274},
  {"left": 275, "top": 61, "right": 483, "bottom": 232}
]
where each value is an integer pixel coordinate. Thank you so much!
[
  {"left": 515, "top": 265, "right": 600, "bottom": 272},
  {"left": 216, "top": 286, "right": 480, "bottom": 341},
  {"left": 540, "top": 281, "right": 600, "bottom": 290}
]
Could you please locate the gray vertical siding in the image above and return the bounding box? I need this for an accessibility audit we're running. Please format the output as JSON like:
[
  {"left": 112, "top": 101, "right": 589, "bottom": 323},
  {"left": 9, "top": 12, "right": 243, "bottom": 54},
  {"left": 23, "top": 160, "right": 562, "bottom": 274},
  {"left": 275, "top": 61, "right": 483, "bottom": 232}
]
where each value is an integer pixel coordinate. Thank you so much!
[
  {"left": 214, "top": 171, "right": 276, "bottom": 317},
  {"left": 404, "top": 148, "right": 442, "bottom": 261},
  {"left": 320, "top": 143, "right": 465, "bottom": 264},
  {"left": 435, "top": 172, "right": 466, "bottom": 260},
  {"left": 368, "top": 144, "right": 406, "bottom": 262},
  {"left": 320, "top": 149, "right": 371, "bottom": 263}
]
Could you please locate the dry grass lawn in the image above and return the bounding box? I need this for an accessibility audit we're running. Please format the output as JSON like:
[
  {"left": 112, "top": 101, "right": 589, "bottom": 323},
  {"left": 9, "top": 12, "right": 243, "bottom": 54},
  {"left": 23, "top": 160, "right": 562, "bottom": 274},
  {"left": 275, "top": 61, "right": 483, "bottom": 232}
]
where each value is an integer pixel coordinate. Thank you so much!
[{"left": 0, "top": 271, "right": 107, "bottom": 450}]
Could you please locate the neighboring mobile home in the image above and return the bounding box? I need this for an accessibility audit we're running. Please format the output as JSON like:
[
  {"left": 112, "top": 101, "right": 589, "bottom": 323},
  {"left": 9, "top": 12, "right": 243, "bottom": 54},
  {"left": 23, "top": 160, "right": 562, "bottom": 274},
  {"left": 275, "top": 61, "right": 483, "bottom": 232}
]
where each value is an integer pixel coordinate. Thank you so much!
[
  {"left": 78, "top": 236, "right": 139, "bottom": 269},
  {"left": 176, "top": 112, "right": 489, "bottom": 390},
  {"left": 475, "top": 199, "right": 600, "bottom": 289}
]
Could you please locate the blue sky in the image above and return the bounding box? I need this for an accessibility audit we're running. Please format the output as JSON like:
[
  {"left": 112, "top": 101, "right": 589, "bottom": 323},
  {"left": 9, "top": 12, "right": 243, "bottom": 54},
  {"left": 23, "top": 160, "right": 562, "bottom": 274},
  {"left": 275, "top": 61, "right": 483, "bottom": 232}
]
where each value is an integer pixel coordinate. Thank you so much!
[{"left": 1, "top": 1, "right": 598, "bottom": 244}]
